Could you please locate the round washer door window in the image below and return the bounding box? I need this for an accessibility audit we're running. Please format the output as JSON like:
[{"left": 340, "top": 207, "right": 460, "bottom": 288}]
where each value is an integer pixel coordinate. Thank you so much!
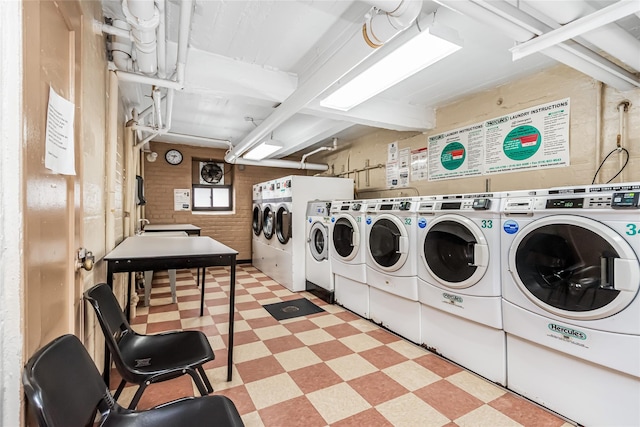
[
  {"left": 276, "top": 204, "right": 292, "bottom": 244},
  {"left": 262, "top": 205, "right": 274, "bottom": 240},
  {"left": 309, "top": 222, "right": 328, "bottom": 261},
  {"left": 508, "top": 215, "right": 640, "bottom": 320},
  {"left": 367, "top": 214, "right": 408, "bottom": 272},
  {"left": 422, "top": 214, "right": 488, "bottom": 289},
  {"left": 252, "top": 204, "right": 262, "bottom": 236},
  {"left": 332, "top": 215, "right": 360, "bottom": 261}
]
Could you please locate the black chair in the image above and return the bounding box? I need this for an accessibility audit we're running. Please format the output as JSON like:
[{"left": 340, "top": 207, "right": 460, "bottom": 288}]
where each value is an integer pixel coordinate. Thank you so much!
[
  {"left": 84, "top": 282, "right": 215, "bottom": 409},
  {"left": 22, "top": 334, "right": 244, "bottom": 427}
]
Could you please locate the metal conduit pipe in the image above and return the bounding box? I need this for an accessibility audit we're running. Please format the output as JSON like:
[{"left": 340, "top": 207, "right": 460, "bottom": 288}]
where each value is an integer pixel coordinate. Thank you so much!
[{"left": 224, "top": 0, "right": 421, "bottom": 164}]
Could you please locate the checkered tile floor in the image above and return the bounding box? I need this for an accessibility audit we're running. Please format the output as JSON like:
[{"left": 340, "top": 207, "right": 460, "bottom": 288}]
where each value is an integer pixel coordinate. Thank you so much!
[{"left": 116, "top": 264, "right": 572, "bottom": 426}]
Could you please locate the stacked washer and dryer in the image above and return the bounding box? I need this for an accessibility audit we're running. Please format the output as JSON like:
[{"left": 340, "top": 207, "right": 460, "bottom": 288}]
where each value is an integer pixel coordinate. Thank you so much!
[
  {"left": 365, "top": 198, "right": 421, "bottom": 343},
  {"left": 416, "top": 192, "right": 506, "bottom": 385},
  {"left": 500, "top": 183, "right": 640, "bottom": 427},
  {"left": 329, "top": 200, "right": 372, "bottom": 319},
  {"left": 252, "top": 175, "right": 353, "bottom": 292}
]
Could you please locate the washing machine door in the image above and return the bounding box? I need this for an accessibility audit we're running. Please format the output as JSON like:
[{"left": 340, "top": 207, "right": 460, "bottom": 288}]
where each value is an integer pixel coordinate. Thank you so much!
[
  {"left": 309, "top": 222, "right": 328, "bottom": 261},
  {"left": 252, "top": 204, "right": 262, "bottom": 236},
  {"left": 508, "top": 215, "right": 640, "bottom": 320},
  {"left": 332, "top": 215, "right": 360, "bottom": 261},
  {"left": 422, "top": 214, "right": 489, "bottom": 289},
  {"left": 275, "top": 203, "right": 292, "bottom": 244},
  {"left": 368, "top": 214, "right": 408, "bottom": 272},
  {"left": 262, "top": 204, "right": 274, "bottom": 240}
]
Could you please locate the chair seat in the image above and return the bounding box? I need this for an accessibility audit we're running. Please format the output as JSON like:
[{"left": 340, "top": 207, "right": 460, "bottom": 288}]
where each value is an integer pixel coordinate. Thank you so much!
[
  {"left": 84, "top": 283, "right": 216, "bottom": 409},
  {"left": 103, "top": 395, "right": 244, "bottom": 427},
  {"left": 22, "top": 334, "right": 244, "bottom": 427},
  {"left": 119, "top": 330, "right": 214, "bottom": 377}
]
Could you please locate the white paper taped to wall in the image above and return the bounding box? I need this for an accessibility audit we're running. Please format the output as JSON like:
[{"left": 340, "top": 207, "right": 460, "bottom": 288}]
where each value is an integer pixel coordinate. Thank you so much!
[{"left": 45, "top": 87, "right": 76, "bottom": 175}]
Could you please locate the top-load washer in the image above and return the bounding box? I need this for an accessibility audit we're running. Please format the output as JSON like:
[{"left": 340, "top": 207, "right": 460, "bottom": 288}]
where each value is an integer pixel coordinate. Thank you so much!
[
  {"left": 416, "top": 192, "right": 505, "bottom": 384},
  {"left": 500, "top": 183, "right": 640, "bottom": 427},
  {"left": 305, "top": 200, "right": 333, "bottom": 303},
  {"left": 365, "top": 198, "right": 420, "bottom": 343},
  {"left": 330, "top": 200, "right": 371, "bottom": 319}
]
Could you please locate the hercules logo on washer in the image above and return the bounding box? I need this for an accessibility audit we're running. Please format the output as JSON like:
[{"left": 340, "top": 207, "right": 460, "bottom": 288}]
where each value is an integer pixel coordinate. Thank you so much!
[
  {"left": 548, "top": 323, "right": 587, "bottom": 340},
  {"left": 442, "top": 293, "right": 463, "bottom": 305}
]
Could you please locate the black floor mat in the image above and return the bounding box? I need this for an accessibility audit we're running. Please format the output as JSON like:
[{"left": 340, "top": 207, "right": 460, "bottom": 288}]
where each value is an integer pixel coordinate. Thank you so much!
[{"left": 263, "top": 298, "right": 325, "bottom": 321}]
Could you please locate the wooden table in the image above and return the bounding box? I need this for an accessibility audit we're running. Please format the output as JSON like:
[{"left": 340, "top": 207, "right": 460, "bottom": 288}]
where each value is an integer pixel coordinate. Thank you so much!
[
  {"left": 143, "top": 223, "right": 201, "bottom": 235},
  {"left": 104, "top": 236, "right": 238, "bottom": 382}
]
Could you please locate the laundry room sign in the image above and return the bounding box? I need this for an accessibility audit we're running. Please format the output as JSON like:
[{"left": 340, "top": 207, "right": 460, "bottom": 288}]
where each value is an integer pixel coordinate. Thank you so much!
[{"left": 427, "top": 98, "right": 570, "bottom": 181}]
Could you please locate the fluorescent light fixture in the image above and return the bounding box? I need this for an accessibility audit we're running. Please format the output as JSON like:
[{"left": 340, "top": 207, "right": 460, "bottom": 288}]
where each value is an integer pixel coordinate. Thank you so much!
[
  {"left": 320, "top": 26, "right": 462, "bottom": 111},
  {"left": 243, "top": 140, "right": 283, "bottom": 161},
  {"left": 511, "top": 0, "right": 640, "bottom": 61}
]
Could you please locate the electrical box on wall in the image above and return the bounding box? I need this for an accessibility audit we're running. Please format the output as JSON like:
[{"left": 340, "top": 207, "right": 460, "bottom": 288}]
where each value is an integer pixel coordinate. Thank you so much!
[{"left": 199, "top": 162, "right": 224, "bottom": 185}]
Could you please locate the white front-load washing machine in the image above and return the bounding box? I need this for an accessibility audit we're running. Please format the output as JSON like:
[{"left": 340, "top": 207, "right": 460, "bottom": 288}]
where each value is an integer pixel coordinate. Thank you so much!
[
  {"left": 305, "top": 201, "right": 333, "bottom": 303},
  {"left": 330, "top": 200, "right": 372, "bottom": 319},
  {"left": 273, "top": 177, "right": 293, "bottom": 253},
  {"left": 253, "top": 175, "right": 354, "bottom": 292},
  {"left": 417, "top": 192, "right": 505, "bottom": 385},
  {"left": 251, "top": 184, "right": 266, "bottom": 271},
  {"left": 365, "top": 198, "right": 420, "bottom": 343},
  {"left": 501, "top": 183, "right": 640, "bottom": 427}
]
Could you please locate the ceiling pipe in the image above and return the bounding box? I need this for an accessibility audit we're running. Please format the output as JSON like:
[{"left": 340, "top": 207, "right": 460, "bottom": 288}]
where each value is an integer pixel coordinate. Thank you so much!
[
  {"left": 301, "top": 138, "right": 338, "bottom": 167},
  {"left": 122, "top": 0, "right": 159, "bottom": 75},
  {"left": 521, "top": 0, "right": 640, "bottom": 72},
  {"left": 156, "top": 0, "right": 167, "bottom": 79},
  {"left": 127, "top": 0, "right": 192, "bottom": 146},
  {"left": 436, "top": 0, "right": 639, "bottom": 90},
  {"left": 108, "top": 20, "right": 134, "bottom": 72},
  {"left": 511, "top": 1, "right": 640, "bottom": 65},
  {"left": 108, "top": 0, "right": 192, "bottom": 91},
  {"left": 224, "top": 0, "right": 422, "bottom": 164},
  {"left": 233, "top": 157, "right": 329, "bottom": 171}
]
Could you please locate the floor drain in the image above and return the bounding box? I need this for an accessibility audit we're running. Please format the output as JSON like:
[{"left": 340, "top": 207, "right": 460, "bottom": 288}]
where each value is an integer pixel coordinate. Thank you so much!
[{"left": 282, "top": 306, "right": 300, "bottom": 313}]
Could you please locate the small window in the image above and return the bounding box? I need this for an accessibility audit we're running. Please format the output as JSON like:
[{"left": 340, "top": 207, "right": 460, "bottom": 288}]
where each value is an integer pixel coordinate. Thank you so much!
[{"left": 192, "top": 160, "right": 234, "bottom": 212}]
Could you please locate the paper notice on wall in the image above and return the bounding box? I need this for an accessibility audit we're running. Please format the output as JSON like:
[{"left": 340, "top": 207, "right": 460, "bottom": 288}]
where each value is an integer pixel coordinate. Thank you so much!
[
  {"left": 174, "top": 189, "right": 191, "bottom": 211},
  {"left": 411, "top": 147, "right": 428, "bottom": 181},
  {"left": 397, "top": 147, "right": 411, "bottom": 187},
  {"left": 428, "top": 122, "right": 484, "bottom": 181},
  {"left": 45, "top": 87, "right": 76, "bottom": 175},
  {"left": 388, "top": 141, "right": 398, "bottom": 163},
  {"left": 386, "top": 162, "right": 399, "bottom": 188},
  {"left": 485, "top": 98, "right": 570, "bottom": 174}
]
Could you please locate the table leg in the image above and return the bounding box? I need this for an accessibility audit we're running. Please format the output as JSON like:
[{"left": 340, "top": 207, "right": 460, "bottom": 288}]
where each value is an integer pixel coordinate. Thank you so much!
[
  {"left": 227, "top": 256, "right": 236, "bottom": 382},
  {"left": 125, "top": 272, "right": 132, "bottom": 322},
  {"left": 199, "top": 267, "right": 206, "bottom": 316}
]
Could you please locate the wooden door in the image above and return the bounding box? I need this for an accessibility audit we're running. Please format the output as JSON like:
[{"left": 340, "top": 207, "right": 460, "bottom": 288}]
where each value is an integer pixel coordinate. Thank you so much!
[{"left": 23, "top": 0, "right": 83, "bottom": 356}]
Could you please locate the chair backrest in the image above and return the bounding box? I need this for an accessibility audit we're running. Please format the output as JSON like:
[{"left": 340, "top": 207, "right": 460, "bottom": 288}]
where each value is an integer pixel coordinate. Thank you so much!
[
  {"left": 23, "top": 334, "right": 114, "bottom": 427},
  {"left": 83, "top": 283, "right": 137, "bottom": 383}
]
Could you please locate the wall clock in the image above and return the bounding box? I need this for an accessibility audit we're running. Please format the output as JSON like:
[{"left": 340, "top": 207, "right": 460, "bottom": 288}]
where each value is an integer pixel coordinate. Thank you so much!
[{"left": 165, "top": 149, "right": 183, "bottom": 165}]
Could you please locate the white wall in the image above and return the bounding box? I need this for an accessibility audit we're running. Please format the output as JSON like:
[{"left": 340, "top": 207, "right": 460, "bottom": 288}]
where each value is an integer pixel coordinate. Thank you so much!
[{"left": 0, "top": 1, "right": 24, "bottom": 425}]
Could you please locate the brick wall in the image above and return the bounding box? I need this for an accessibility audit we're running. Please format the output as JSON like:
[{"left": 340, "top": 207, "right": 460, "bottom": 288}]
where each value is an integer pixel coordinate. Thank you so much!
[{"left": 143, "top": 142, "right": 306, "bottom": 260}]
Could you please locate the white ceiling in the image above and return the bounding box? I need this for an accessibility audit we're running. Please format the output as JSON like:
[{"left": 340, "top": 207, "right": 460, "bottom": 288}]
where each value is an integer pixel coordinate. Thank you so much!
[{"left": 101, "top": 0, "right": 640, "bottom": 162}]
